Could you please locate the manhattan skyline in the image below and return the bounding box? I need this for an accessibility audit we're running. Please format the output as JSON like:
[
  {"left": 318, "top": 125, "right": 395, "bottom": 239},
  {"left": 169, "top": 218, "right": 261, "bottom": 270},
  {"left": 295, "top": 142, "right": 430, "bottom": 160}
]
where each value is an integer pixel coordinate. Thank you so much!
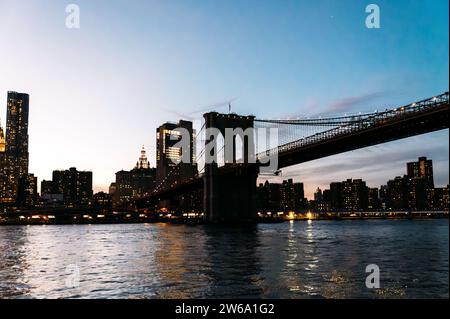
[{"left": 0, "top": 0, "right": 448, "bottom": 198}]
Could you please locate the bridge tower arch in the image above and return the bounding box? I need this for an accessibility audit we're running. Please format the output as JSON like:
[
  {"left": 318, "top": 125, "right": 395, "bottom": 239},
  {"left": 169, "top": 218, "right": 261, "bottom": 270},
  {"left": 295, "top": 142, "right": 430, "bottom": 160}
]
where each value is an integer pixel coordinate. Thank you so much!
[{"left": 203, "top": 112, "right": 259, "bottom": 223}]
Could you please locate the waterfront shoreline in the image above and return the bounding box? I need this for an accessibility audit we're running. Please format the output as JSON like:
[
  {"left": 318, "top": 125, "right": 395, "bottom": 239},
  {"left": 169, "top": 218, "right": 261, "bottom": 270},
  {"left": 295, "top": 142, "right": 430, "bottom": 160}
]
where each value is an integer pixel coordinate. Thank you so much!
[{"left": 1, "top": 212, "right": 448, "bottom": 226}]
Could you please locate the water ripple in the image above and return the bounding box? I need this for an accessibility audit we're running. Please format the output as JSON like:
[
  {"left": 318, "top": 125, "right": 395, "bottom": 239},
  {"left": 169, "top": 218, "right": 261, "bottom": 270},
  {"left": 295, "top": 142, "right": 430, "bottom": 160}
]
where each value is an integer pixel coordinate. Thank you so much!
[{"left": 0, "top": 219, "right": 448, "bottom": 298}]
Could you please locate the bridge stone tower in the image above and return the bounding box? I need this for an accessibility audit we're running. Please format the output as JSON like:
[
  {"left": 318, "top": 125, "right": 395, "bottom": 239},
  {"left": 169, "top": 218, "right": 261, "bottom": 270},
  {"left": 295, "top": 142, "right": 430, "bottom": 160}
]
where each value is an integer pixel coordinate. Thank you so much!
[{"left": 203, "top": 112, "right": 259, "bottom": 223}]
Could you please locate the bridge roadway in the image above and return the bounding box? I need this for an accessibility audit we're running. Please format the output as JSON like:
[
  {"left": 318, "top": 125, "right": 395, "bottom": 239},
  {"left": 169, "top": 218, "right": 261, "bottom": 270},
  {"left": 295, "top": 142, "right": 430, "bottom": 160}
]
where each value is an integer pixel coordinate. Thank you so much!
[{"left": 267, "top": 92, "right": 449, "bottom": 168}]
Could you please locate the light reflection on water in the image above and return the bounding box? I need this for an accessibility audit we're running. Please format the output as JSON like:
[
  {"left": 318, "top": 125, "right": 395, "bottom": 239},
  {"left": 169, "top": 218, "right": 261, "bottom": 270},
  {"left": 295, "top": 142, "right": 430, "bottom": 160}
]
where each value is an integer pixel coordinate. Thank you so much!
[{"left": 0, "top": 219, "right": 448, "bottom": 299}]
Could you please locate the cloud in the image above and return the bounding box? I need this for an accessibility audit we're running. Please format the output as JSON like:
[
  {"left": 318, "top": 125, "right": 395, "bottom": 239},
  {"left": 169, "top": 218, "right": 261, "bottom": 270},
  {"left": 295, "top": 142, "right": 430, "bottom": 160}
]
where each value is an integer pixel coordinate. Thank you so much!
[
  {"left": 278, "top": 90, "right": 391, "bottom": 120},
  {"left": 325, "top": 91, "right": 386, "bottom": 114}
]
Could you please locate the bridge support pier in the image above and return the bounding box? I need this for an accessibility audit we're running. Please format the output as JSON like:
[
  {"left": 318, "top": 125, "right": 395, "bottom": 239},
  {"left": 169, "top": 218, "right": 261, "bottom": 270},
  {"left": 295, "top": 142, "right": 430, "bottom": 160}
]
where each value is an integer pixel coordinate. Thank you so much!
[{"left": 204, "top": 164, "right": 258, "bottom": 223}]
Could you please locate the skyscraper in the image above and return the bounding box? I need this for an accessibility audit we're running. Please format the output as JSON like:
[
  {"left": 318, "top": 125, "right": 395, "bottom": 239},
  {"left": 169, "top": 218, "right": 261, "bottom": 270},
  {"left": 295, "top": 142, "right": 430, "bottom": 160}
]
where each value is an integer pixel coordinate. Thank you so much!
[
  {"left": 427, "top": 186, "right": 449, "bottom": 210},
  {"left": 380, "top": 157, "right": 438, "bottom": 210},
  {"left": 17, "top": 173, "right": 38, "bottom": 208},
  {"left": 257, "top": 179, "right": 306, "bottom": 211},
  {"left": 314, "top": 187, "right": 323, "bottom": 202},
  {"left": 0, "top": 92, "right": 30, "bottom": 204},
  {"left": 327, "top": 179, "right": 369, "bottom": 211},
  {"left": 52, "top": 167, "right": 93, "bottom": 206},
  {"left": 114, "top": 170, "right": 133, "bottom": 205},
  {"left": 280, "top": 178, "right": 305, "bottom": 210},
  {"left": 407, "top": 156, "right": 434, "bottom": 188},
  {"left": 367, "top": 187, "right": 380, "bottom": 210},
  {"left": 330, "top": 182, "right": 343, "bottom": 210},
  {"left": 405, "top": 176, "right": 427, "bottom": 210},
  {"left": 156, "top": 120, "right": 197, "bottom": 186}
]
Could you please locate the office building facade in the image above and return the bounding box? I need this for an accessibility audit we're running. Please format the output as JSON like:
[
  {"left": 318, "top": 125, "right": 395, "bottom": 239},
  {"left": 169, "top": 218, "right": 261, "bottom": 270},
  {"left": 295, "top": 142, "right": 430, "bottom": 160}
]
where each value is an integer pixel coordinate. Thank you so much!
[
  {"left": 111, "top": 147, "right": 156, "bottom": 206},
  {"left": 51, "top": 167, "right": 93, "bottom": 206},
  {"left": 156, "top": 120, "right": 197, "bottom": 186}
]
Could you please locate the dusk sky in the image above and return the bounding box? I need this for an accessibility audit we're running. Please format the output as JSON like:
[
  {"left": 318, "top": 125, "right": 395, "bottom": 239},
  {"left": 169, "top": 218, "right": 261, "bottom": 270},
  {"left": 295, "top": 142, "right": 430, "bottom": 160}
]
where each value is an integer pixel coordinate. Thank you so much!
[{"left": 0, "top": 0, "right": 448, "bottom": 198}]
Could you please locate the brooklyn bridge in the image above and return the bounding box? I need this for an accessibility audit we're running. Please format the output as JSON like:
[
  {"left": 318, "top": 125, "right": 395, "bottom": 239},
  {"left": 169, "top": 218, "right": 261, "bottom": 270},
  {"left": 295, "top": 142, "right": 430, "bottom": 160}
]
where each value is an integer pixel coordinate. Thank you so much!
[{"left": 134, "top": 92, "right": 449, "bottom": 223}]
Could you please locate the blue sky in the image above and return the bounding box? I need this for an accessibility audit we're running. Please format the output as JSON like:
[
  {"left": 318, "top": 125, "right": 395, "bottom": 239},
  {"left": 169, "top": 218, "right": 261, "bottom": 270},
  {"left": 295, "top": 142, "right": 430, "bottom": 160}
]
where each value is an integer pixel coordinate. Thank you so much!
[{"left": 0, "top": 0, "right": 448, "bottom": 198}]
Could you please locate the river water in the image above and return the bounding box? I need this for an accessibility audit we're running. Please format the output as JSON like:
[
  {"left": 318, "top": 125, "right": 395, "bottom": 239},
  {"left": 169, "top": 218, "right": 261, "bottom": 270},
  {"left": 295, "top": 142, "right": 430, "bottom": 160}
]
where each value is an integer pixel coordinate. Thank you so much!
[{"left": 0, "top": 219, "right": 448, "bottom": 299}]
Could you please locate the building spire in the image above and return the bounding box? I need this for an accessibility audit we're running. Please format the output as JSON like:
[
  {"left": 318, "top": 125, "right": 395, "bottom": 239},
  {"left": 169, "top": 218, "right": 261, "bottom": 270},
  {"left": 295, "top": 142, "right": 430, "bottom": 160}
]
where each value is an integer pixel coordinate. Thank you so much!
[{"left": 135, "top": 145, "right": 149, "bottom": 169}]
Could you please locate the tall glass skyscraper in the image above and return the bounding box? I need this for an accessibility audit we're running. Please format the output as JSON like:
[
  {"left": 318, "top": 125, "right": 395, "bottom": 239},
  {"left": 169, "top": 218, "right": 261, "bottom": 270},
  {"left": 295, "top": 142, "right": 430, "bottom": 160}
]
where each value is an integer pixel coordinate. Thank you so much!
[{"left": 0, "top": 91, "right": 30, "bottom": 204}]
